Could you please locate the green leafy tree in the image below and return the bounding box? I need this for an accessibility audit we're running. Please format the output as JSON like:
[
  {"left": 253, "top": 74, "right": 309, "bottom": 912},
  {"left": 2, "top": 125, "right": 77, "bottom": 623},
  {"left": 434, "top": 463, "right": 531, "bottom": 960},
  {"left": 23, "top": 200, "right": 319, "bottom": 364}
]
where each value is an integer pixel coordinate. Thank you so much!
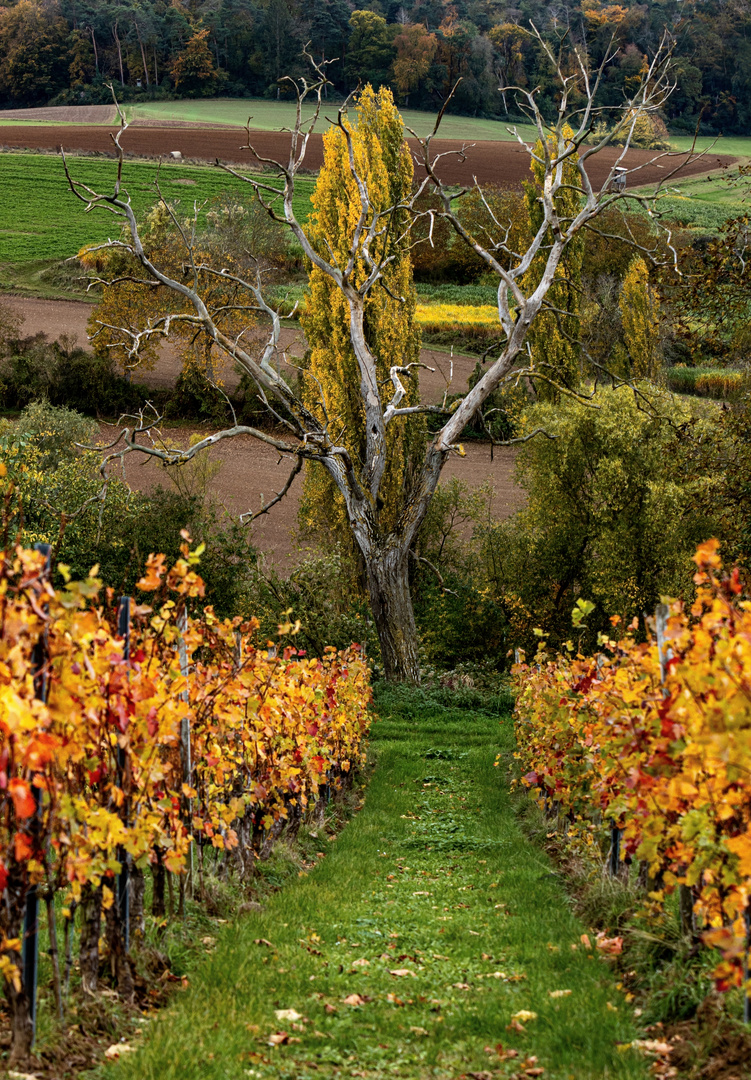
[
  {"left": 345, "top": 11, "right": 395, "bottom": 89},
  {"left": 479, "top": 387, "right": 721, "bottom": 652}
]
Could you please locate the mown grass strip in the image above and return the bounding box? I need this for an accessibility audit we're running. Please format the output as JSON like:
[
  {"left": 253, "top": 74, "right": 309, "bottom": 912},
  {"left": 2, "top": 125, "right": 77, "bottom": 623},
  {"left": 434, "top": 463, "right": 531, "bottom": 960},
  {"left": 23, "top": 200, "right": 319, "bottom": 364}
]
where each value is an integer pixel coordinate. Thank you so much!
[
  {"left": 99, "top": 686, "right": 647, "bottom": 1080},
  {"left": 0, "top": 153, "right": 313, "bottom": 263},
  {"left": 126, "top": 98, "right": 539, "bottom": 144}
]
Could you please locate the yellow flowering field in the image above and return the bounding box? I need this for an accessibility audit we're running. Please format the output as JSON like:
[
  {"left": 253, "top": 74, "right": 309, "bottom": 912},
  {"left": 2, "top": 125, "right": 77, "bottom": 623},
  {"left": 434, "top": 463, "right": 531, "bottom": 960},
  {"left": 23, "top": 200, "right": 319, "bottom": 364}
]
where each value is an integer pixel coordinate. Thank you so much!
[{"left": 415, "top": 302, "right": 501, "bottom": 341}]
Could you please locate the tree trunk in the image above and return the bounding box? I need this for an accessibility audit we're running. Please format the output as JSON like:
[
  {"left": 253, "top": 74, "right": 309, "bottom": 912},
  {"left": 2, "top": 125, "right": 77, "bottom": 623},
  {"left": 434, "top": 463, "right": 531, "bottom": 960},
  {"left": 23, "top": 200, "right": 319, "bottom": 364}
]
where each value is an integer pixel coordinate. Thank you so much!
[
  {"left": 89, "top": 27, "right": 99, "bottom": 74},
  {"left": 130, "top": 865, "right": 145, "bottom": 942},
  {"left": 79, "top": 883, "right": 102, "bottom": 995},
  {"left": 152, "top": 849, "right": 166, "bottom": 918},
  {"left": 134, "top": 21, "right": 150, "bottom": 87},
  {"left": 113, "top": 21, "right": 125, "bottom": 87},
  {"left": 365, "top": 544, "right": 420, "bottom": 684},
  {"left": 7, "top": 969, "right": 33, "bottom": 1066},
  {"left": 105, "top": 896, "right": 134, "bottom": 1000}
]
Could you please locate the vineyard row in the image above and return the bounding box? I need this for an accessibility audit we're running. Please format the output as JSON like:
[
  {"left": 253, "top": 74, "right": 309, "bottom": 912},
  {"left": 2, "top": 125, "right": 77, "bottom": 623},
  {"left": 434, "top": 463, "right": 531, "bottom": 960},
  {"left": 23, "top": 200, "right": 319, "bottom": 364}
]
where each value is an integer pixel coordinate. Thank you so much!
[
  {"left": 0, "top": 537, "right": 371, "bottom": 1061},
  {"left": 513, "top": 540, "right": 751, "bottom": 1010}
]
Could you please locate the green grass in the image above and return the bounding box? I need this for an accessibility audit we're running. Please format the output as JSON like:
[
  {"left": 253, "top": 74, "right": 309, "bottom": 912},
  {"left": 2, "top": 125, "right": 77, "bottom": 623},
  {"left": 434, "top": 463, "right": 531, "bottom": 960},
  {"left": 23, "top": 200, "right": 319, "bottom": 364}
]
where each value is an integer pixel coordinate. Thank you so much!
[
  {"left": 126, "top": 98, "right": 539, "bottom": 143},
  {"left": 99, "top": 686, "right": 647, "bottom": 1080},
  {"left": 670, "top": 133, "right": 751, "bottom": 159},
  {"left": 0, "top": 152, "right": 313, "bottom": 264}
]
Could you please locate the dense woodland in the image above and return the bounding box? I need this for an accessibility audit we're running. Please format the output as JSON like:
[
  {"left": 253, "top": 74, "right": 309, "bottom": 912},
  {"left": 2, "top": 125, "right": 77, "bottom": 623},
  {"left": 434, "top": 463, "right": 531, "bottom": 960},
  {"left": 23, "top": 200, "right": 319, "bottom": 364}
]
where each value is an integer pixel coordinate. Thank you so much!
[{"left": 0, "top": 0, "right": 750, "bottom": 133}]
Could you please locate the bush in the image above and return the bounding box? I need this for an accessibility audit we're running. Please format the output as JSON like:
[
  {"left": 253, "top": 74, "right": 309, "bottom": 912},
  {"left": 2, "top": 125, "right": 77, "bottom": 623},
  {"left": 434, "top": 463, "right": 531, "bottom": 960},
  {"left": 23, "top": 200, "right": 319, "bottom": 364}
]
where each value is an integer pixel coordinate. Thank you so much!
[
  {"left": 0, "top": 334, "right": 148, "bottom": 416},
  {"left": 0, "top": 402, "right": 259, "bottom": 618},
  {"left": 476, "top": 386, "right": 724, "bottom": 653},
  {"left": 247, "top": 546, "right": 379, "bottom": 662}
]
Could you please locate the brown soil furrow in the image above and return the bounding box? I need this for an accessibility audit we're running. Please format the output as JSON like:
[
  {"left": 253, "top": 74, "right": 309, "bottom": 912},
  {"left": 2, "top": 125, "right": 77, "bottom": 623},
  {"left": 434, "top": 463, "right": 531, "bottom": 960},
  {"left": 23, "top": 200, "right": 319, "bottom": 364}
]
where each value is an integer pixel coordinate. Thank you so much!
[{"left": 0, "top": 124, "right": 732, "bottom": 188}]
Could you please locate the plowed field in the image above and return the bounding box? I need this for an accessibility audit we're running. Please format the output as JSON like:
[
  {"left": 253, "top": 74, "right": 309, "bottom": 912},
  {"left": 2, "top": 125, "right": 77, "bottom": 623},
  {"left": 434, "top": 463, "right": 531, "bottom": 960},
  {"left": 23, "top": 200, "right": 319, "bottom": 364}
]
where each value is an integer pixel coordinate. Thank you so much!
[
  {"left": 0, "top": 123, "right": 732, "bottom": 188},
  {"left": 0, "top": 105, "right": 116, "bottom": 124}
]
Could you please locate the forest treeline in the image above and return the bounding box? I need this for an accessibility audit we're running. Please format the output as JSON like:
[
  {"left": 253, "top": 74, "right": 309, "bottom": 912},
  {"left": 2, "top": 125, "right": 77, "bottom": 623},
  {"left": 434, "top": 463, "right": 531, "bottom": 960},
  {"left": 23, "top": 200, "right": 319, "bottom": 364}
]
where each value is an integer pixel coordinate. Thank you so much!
[{"left": 0, "top": 0, "right": 749, "bottom": 134}]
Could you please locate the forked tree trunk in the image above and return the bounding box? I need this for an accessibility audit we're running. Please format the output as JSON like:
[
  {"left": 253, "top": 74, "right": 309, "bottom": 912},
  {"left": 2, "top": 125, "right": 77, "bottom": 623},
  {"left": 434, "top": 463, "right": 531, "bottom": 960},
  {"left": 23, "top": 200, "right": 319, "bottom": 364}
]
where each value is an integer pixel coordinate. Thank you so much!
[{"left": 365, "top": 544, "right": 420, "bottom": 684}]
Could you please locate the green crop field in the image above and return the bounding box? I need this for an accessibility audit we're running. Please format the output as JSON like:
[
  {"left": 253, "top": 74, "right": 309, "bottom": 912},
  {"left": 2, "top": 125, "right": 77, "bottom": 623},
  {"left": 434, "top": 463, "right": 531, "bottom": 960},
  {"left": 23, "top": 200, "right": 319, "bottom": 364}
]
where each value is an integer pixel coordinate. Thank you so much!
[
  {"left": 0, "top": 152, "right": 314, "bottom": 264},
  {"left": 126, "top": 97, "right": 540, "bottom": 143}
]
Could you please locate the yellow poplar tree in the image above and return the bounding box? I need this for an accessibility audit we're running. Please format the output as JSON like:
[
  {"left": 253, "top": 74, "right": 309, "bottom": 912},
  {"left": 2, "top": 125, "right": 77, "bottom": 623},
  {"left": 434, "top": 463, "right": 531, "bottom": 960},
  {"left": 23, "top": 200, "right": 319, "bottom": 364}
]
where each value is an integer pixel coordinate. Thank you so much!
[
  {"left": 300, "top": 85, "right": 425, "bottom": 548},
  {"left": 523, "top": 128, "right": 584, "bottom": 400},
  {"left": 619, "top": 256, "right": 661, "bottom": 380}
]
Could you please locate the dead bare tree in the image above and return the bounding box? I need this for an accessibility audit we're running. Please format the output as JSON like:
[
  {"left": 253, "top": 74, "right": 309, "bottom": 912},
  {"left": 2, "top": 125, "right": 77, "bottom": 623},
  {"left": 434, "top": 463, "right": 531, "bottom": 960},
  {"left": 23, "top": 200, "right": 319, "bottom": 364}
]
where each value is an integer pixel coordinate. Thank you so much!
[{"left": 63, "top": 31, "right": 697, "bottom": 683}]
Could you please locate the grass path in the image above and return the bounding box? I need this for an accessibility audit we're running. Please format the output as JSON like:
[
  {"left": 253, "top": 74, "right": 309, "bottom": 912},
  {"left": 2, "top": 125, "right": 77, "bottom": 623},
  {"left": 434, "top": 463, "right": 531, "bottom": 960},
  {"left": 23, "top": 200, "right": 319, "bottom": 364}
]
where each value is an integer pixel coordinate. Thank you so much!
[{"left": 103, "top": 687, "right": 647, "bottom": 1080}]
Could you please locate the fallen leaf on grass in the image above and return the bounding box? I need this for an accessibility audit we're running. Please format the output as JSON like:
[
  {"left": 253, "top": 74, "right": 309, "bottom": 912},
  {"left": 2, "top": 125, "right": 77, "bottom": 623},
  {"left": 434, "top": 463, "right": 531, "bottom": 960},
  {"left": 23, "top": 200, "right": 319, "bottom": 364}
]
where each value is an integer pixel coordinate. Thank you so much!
[
  {"left": 467, "top": 1071, "right": 494, "bottom": 1080},
  {"left": 342, "top": 993, "right": 368, "bottom": 1006},
  {"left": 268, "top": 1031, "right": 302, "bottom": 1046},
  {"left": 104, "top": 1044, "right": 136, "bottom": 1059},
  {"left": 525, "top": 1067, "right": 545, "bottom": 1077},
  {"left": 622, "top": 1039, "right": 673, "bottom": 1055},
  {"left": 8, "top": 1072, "right": 39, "bottom": 1080},
  {"left": 390, "top": 968, "right": 417, "bottom": 977},
  {"left": 324, "top": 1003, "right": 338, "bottom": 1014},
  {"left": 386, "top": 993, "right": 405, "bottom": 1006},
  {"left": 452, "top": 982, "right": 471, "bottom": 990},
  {"left": 410, "top": 1026, "right": 429, "bottom": 1036},
  {"left": 201, "top": 936, "right": 216, "bottom": 948},
  {"left": 274, "top": 1009, "right": 303, "bottom": 1022},
  {"left": 548, "top": 989, "right": 572, "bottom": 999},
  {"left": 351, "top": 958, "right": 370, "bottom": 968},
  {"left": 254, "top": 938, "right": 274, "bottom": 948},
  {"left": 486, "top": 1044, "right": 519, "bottom": 1061},
  {"left": 580, "top": 934, "right": 592, "bottom": 950},
  {"left": 507, "top": 1019, "right": 526, "bottom": 1033},
  {"left": 596, "top": 932, "right": 624, "bottom": 956},
  {"left": 512, "top": 1010, "right": 538, "bottom": 1023}
]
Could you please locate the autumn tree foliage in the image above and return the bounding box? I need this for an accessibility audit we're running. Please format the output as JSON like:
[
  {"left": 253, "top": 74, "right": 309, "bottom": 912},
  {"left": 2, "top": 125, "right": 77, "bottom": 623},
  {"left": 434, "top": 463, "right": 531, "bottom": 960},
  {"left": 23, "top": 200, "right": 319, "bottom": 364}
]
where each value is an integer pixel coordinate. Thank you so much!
[
  {"left": 513, "top": 540, "right": 751, "bottom": 994},
  {"left": 300, "top": 85, "right": 425, "bottom": 552},
  {"left": 391, "top": 23, "right": 438, "bottom": 105},
  {"left": 169, "top": 27, "right": 220, "bottom": 95},
  {"left": 0, "top": 0, "right": 70, "bottom": 105},
  {"left": 81, "top": 201, "right": 256, "bottom": 380}
]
